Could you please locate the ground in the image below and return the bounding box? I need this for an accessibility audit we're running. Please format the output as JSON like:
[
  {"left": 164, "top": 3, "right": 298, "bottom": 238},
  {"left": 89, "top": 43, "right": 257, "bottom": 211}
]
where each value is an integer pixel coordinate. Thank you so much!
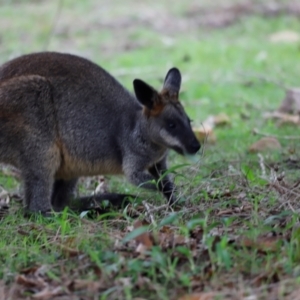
[{"left": 1, "top": 0, "right": 300, "bottom": 299}]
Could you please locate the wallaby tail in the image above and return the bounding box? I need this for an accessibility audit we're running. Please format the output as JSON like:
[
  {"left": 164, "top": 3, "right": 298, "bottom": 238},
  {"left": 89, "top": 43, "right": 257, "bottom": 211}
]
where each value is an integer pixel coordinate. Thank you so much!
[{"left": 69, "top": 193, "right": 138, "bottom": 213}]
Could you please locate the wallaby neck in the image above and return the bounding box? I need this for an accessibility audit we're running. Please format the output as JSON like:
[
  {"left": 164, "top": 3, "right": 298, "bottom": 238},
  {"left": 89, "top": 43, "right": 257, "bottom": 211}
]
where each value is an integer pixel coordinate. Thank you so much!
[{"left": 133, "top": 110, "right": 167, "bottom": 156}]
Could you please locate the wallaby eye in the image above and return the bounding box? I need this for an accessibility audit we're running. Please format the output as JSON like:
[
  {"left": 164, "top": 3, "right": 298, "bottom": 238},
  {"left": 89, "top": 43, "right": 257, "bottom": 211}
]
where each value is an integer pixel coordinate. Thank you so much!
[{"left": 168, "top": 122, "right": 176, "bottom": 129}]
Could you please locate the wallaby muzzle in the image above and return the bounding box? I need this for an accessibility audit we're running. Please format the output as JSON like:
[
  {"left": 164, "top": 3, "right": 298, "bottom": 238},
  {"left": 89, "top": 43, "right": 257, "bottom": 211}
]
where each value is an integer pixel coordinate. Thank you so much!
[{"left": 186, "top": 138, "right": 201, "bottom": 154}]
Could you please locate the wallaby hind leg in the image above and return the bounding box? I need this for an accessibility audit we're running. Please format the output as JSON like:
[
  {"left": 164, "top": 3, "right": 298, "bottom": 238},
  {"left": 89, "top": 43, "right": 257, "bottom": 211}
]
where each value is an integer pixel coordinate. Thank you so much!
[
  {"left": 0, "top": 74, "right": 59, "bottom": 215},
  {"left": 51, "top": 179, "right": 78, "bottom": 212},
  {"left": 22, "top": 160, "right": 57, "bottom": 215}
]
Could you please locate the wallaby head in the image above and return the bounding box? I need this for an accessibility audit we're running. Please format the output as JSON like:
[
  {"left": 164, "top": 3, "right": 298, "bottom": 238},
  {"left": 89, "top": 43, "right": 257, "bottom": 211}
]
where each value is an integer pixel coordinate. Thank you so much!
[{"left": 133, "top": 68, "right": 200, "bottom": 155}]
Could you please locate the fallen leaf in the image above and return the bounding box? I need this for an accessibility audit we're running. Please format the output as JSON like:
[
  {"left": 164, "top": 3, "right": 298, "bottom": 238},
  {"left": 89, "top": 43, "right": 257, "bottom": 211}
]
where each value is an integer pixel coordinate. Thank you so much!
[
  {"left": 193, "top": 125, "right": 216, "bottom": 143},
  {"left": 20, "top": 266, "right": 41, "bottom": 275},
  {"left": 56, "top": 243, "right": 81, "bottom": 257},
  {"left": 240, "top": 236, "right": 282, "bottom": 252},
  {"left": 193, "top": 113, "right": 230, "bottom": 143},
  {"left": 213, "top": 113, "right": 231, "bottom": 126},
  {"left": 269, "top": 30, "right": 300, "bottom": 43},
  {"left": 133, "top": 220, "right": 153, "bottom": 252},
  {"left": 68, "top": 279, "right": 101, "bottom": 292},
  {"left": 263, "top": 111, "right": 300, "bottom": 125},
  {"left": 16, "top": 275, "right": 45, "bottom": 289},
  {"left": 32, "top": 286, "right": 63, "bottom": 300},
  {"left": 249, "top": 137, "right": 281, "bottom": 153}
]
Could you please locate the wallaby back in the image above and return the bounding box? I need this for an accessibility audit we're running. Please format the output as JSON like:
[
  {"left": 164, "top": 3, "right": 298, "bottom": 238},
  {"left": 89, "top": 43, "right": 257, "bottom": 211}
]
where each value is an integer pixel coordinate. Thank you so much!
[{"left": 0, "top": 52, "right": 200, "bottom": 215}]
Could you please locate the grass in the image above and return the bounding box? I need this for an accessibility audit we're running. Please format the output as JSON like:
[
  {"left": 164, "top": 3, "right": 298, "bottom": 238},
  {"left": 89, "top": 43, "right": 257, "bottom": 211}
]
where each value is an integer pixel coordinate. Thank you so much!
[{"left": 1, "top": 0, "right": 300, "bottom": 299}]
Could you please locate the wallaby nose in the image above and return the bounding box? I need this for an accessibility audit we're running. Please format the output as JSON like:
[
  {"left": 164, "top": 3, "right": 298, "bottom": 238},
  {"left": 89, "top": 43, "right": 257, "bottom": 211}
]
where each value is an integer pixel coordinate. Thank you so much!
[{"left": 188, "top": 139, "right": 201, "bottom": 154}]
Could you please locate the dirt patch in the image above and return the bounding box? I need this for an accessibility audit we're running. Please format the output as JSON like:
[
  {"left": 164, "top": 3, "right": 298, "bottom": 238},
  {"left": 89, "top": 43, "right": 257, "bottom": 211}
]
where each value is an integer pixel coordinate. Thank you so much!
[
  {"left": 82, "top": 0, "right": 300, "bottom": 35},
  {"left": 185, "top": 0, "right": 300, "bottom": 29}
]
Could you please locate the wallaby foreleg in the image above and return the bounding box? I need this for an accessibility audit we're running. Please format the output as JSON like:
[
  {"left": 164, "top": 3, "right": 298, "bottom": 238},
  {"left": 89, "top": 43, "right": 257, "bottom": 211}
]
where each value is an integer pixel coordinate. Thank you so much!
[
  {"left": 148, "top": 158, "right": 176, "bottom": 204},
  {"left": 124, "top": 157, "right": 176, "bottom": 203}
]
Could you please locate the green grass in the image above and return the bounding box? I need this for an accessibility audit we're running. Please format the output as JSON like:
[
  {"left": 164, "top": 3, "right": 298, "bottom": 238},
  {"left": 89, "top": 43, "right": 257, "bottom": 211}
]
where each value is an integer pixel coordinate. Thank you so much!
[{"left": 1, "top": 0, "right": 300, "bottom": 299}]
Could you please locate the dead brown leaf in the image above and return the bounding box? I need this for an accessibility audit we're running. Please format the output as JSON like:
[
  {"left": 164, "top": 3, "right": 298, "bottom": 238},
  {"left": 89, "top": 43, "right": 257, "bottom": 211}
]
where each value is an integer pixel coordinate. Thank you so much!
[
  {"left": 269, "top": 30, "right": 300, "bottom": 43},
  {"left": 16, "top": 274, "right": 46, "bottom": 289},
  {"left": 133, "top": 220, "right": 153, "bottom": 253},
  {"left": 20, "top": 265, "right": 41, "bottom": 275},
  {"left": 68, "top": 279, "right": 102, "bottom": 292},
  {"left": 240, "top": 236, "right": 282, "bottom": 252},
  {"left": 213, "top": 113, "right": 231, "bottom": 126},
  {"left": 160, "top": 225, "right": 174, "bottom": 233},
  {"left": 193, "top": 113, "right": 230, "bottom": 144},
  {"left": 264, "top": 111, "right": 300, "bottom": 126},
  {"left": 249, "top": 137, "right": 281, "bottom": 153},
  {"left": 193, "top": 125, "right": 216, "bottom": 143},
  {"left": 32, "top": 286, "right": 64, "bottom": 300},
  {"left": 56, "top": 243, "right": 81, "bottom": 257}
]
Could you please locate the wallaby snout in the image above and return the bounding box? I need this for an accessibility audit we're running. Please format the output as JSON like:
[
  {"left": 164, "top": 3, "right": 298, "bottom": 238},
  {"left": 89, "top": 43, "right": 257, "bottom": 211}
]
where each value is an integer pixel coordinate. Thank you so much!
[{"left": 186, "top": 138, "right": 201, "bottom": 155}]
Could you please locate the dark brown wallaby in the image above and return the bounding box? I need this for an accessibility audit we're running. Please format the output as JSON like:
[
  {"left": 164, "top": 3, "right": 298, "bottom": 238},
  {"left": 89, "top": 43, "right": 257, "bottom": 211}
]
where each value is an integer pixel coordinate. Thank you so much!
[{"left": 0, "top": 52, "right": 200, "bottom": 215}]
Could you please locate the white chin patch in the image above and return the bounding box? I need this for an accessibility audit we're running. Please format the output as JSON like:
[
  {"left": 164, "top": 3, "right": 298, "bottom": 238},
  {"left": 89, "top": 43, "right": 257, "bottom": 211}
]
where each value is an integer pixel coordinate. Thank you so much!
[
  {"left": 184, "top": 153, "right": 199, "bottom": 163},
  {"left": 160, "top": 129, "right": 183, "bottom": 150}
]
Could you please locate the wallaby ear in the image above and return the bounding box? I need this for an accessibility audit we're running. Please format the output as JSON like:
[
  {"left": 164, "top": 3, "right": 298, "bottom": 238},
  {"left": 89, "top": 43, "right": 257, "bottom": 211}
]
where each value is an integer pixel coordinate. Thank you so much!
[
  {"left": 163, "top": 67, "right": 181, "bottom": 96},
  {"left": 133, "top": 79, "right": 158, "bottom": 110}
]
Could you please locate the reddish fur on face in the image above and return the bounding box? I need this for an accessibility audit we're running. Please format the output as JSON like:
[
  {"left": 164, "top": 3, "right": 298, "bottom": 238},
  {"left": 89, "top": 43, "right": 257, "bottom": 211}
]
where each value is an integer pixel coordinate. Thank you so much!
[
  {"left": 143, "top": 102, "right": 165, "bottom": 117},
  {"left": 143, "top": 89, "right": 179, "bottom": 117},
  {"left": 160, "top": 89, "right": 179, "bottom": 101}
]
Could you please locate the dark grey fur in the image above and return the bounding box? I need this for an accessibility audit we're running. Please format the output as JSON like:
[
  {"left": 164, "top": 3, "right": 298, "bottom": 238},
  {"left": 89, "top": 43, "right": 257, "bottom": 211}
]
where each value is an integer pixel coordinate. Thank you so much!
[{"left": 0, "top": 52, "right": 200, "bottom": 215}]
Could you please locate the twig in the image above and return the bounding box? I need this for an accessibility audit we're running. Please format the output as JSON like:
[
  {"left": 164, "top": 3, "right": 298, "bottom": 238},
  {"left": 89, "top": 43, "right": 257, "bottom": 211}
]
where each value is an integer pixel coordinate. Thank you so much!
[
  {"left": 142, "top": 201, "right": 156, "bottom": 226},
  {"left": 257, "top": 153, "right": 266, "bottom": 178},
  {"left": 287, "top": 201, "right": 296, "bottom": 213},
  {"left": 253, "top": 128, "right": 300, "bottom": 140}
]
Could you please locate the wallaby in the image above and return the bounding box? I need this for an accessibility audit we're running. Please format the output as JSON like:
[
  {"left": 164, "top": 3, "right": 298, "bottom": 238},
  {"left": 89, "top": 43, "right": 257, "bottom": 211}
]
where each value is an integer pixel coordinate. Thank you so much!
[{"left": 0, "top": 52, "right": 200, "bottom": 215}]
